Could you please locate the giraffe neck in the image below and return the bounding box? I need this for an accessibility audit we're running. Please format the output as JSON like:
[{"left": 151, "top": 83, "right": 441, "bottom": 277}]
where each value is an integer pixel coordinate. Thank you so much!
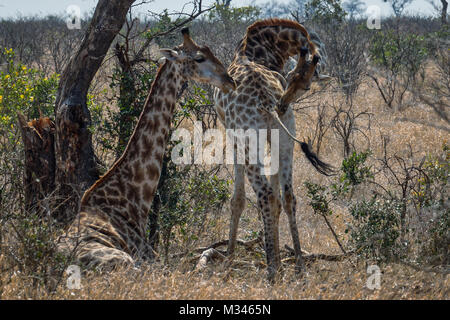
[
  {"left": 233, "top": 19, "right": 316, "bottom": 73},
  {"left": 80, "top": 61, "right": 182, "bottom": 234}
]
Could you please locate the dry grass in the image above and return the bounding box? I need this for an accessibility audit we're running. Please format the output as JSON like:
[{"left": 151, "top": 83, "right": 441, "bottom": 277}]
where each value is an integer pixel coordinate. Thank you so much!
[{"left": 1, "top": 258, "right": 448, "bottom": 299}]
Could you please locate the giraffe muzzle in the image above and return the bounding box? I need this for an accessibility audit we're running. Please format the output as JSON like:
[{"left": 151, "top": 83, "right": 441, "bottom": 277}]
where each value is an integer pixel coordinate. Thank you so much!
[{"left": 222, "top": 74, "right": 237, "bottom": 93}]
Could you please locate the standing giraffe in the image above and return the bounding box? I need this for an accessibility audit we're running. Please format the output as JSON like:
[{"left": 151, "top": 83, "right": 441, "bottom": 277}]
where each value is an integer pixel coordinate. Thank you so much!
[
  {"left": 214, "top": 19, "right": 332, "bottom": 280},
  {"left": 59, "top": 28, "right": 236, "bottom": 271}
]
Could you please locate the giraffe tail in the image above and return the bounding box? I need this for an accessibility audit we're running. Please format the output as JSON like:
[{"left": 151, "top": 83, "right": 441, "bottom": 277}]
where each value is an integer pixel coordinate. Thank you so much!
[{"left": 268, "top": 110, "right": 335, "bottom": 176}]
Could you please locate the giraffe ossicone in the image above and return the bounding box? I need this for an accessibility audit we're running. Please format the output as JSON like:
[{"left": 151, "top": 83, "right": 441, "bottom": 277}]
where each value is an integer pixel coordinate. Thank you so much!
[{"left": 58, "top": 28, "right": 235, "bottom": 272}]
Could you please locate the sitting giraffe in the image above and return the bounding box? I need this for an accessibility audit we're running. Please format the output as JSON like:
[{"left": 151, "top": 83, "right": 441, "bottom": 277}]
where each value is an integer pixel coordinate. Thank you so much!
[
  {"left": 214, "top": 19, "right": 332, "bottom": 280},
  {"left": 59, "top": 28, "right": 236, "bottom": 271}
]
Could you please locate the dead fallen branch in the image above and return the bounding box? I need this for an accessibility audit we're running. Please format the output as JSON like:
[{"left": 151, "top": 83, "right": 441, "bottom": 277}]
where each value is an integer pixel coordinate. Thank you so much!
[
  {"left": 194, "top": 236, "right": 264, "bottom": 270},
  {"left": 193, "top": 239, "right": 354, "bottom": 271},
  {"left": 195, "top": 236, "right": 263, "bottom": 252},
  {"left": 283, "top": 245, "right": 354, "bottom": 262},
  {"left": 171, "top": 236, "right": 263, "bottom": 262},
  {"left": 195, "top": 248, "right": 226, "bottom": 270},
  {"left": 194, "top": 248, "right": 267, "bottom": 271}
]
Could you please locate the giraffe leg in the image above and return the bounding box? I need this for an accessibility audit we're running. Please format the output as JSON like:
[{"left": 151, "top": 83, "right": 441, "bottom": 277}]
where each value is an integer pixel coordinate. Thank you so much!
[
  {"left": 282, "top": 181, "right": 305, "bottom": 273},
  {"left": 269, "top": 172, "right": 282, "bottom": 270},
  {"left": 227, "top": 164, "right": 246, "bottom": 256},
  {"left": 247, "top": 164, "right": 281, "bottom": 281},
  {"left": 77, "top": 242, "right": 135, "bottom": 272},
  {"left": 278, "top": 110, "right": 305, "bottom": 273}
]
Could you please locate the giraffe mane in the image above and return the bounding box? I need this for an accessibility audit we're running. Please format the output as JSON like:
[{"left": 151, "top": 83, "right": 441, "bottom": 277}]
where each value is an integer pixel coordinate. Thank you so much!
[
  {"left": 242, "top": 18, "right": 317, "bottom": 56},
  {"left": 81, "top": 61, "right": 170, "bottom": 206}
]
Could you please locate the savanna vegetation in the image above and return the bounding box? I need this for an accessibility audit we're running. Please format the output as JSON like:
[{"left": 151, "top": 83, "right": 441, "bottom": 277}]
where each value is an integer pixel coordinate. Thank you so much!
[{"left": 0, "top": 0, "right": 448, "bottom": 299}]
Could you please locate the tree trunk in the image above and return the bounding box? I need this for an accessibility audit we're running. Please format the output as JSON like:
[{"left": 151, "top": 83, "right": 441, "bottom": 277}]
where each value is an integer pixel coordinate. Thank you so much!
[
  {"left": 441, "top": 0, "right": 448, "bottom": 25},
  {"left": 54, "top": 0, "right": 135, "bottom": 224},
  {"left": 18, "top": 114, "right": 56, "bottom": 216}
]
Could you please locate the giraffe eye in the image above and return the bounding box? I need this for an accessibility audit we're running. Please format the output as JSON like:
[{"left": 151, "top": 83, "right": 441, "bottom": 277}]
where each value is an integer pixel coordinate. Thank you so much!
[{"left": 194, "top": 56, "right": 206, "bottom": 63}]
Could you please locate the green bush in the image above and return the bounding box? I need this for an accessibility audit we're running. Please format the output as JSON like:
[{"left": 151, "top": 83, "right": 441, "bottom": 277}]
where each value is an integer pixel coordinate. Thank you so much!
[
  {"left": 4, "top": 212, "right": 68, "bottom": 295},
  {"left": 208, "top": 3, "right": 262, "bottom": 23},
  {"left": 368, "top": 29, "right": 429, "bottom": 109},
  {"left": 0, "top": 47, "right": 59, "bottom": 212},
  {"left": 154, "top": 86, "right": 231, "bottom": 261},
  {"left": 369, "top": 30, "right": 428, "bottom": 76},
  {"left": 336, "top": 150, "right": 373, "bottom": 194},
  {"left": 305, "top": 147, "right": 449, "bottom": 266},
  {"left": 0, "top": 48, "right": 58, "bottom": 129},
  {"left": 0, "top": 48, "right": 67, "bottom": 297},
  {"left": 158, "top": 165, "right": 230, "bottom": 257},
  {"left": 347, "top": 197, "right": 403, "bottom": 262},
  {"left": 305, "top": 0, "right": 346, "bottom": 23},
  {"left": 96, "top": 62, "right": 158, "bottom": 158},
  {"left": 412, "top": 144, "right": 449, "bottom": 265}
]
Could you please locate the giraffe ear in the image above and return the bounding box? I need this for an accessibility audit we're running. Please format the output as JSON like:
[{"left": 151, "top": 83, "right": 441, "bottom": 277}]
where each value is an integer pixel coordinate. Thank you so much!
[
  {"left": 312, "top": 55, "right": 320, "bottom": 65},
  {"left": 160, "top": 49, "right": 179, "bottom": 61}
]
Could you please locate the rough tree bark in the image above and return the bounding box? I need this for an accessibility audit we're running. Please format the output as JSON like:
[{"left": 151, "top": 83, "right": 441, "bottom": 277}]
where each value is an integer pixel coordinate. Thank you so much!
[
  {"left": 18, "top": 114, "right": 56, "bottom": 216},
  {"left": 441, "top": 0, "right": 448, "bottom": 25},
  {"left": 54, "top": 0, "right": 136, "bottom": 224}
]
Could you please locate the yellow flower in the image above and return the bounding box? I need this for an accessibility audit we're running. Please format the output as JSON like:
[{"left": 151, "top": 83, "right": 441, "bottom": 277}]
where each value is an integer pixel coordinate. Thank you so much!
[
  {"left": 20, "top": 94, "right": 24, "bottom": 99},
  {"left": 30, "top": 96, "right": 34, "bottom": 102},
  {"left": 0, "top": 95, "right": 2, "bottom": 103},
  {"left": 22, "top": 66, "right": 26, "bottom": 71},
  {"left": 4, "top": 74, "right": 10, "bottom": 80}
]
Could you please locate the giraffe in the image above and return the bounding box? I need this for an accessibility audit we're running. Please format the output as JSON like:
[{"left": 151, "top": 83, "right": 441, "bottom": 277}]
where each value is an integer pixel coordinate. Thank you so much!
[
  {"left": 214, "top": 19, "right": 333, "bottom": 280},
  {"left": 58, "top": 28, "right": 236, "bottom": 271}
]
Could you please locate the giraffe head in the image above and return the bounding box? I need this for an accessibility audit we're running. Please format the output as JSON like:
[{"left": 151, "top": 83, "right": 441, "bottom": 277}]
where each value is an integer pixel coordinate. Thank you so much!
[
  {"left": 160, "top": 28, "right": 236, "bottom": 93},
  {"left": 278, "top": 48, "right": 330, "bottom": 112}
]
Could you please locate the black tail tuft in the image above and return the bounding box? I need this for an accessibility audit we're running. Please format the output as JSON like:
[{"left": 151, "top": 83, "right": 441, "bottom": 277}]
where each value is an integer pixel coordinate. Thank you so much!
[{"left": 300, "top": 142, "right": 335, "bottom": 176}]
